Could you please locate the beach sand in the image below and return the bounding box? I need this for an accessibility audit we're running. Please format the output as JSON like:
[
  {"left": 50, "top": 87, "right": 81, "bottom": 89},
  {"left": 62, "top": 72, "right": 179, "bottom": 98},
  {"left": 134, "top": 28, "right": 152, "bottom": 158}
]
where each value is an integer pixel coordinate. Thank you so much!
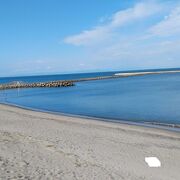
[{"left": 0, "top": 104, "right": 179, "bottom": 180}]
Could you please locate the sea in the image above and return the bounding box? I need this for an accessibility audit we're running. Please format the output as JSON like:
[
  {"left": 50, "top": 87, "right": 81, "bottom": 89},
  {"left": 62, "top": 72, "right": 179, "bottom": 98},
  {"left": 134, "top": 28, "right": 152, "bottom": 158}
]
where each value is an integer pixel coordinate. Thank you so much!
[{"left": 0, "top": 68, "right": 180, "bottom": 127}]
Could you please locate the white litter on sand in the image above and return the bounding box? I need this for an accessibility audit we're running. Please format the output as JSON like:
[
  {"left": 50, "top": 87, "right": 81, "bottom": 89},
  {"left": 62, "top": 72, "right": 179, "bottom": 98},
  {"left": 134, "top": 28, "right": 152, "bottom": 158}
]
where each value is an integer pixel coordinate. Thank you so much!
[{"left": 145, "top": 157, "right": 161, "bottom": 167}]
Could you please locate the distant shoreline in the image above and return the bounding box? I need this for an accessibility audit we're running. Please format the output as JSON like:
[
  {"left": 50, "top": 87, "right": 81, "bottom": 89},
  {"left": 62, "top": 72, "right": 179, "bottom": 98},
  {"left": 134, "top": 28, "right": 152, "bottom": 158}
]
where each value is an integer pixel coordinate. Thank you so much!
[{"left": 114, "top": 70, "right": 180, "bottom": 76}]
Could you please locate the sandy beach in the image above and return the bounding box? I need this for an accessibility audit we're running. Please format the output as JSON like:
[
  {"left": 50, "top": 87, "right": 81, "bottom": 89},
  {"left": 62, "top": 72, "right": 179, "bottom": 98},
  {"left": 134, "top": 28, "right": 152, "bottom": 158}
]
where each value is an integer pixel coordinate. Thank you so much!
[{"left": 0, "top": 104, "right": 179, "bottom": 180}]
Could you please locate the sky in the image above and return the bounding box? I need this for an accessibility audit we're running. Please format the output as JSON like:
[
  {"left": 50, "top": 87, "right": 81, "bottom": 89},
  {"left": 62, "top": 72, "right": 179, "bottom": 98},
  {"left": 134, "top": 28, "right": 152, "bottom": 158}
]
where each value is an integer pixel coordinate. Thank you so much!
[{"left": 0, "top": 0, "right": 180, "bottom": 77}]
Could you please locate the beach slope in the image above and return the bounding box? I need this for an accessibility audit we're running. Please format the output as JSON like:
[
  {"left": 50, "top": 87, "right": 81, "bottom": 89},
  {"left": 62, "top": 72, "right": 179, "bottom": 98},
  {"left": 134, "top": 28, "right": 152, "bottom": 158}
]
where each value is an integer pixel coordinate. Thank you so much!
[{"left": 0, "top": 104, "right": 179, "bottom": 180}]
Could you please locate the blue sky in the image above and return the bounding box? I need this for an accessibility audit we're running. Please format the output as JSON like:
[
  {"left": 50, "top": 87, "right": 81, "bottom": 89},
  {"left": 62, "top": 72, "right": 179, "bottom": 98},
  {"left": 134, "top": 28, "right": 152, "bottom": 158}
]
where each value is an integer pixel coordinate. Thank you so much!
[{"left": 0, "top": 0, "right": 180, "bottom": 77}]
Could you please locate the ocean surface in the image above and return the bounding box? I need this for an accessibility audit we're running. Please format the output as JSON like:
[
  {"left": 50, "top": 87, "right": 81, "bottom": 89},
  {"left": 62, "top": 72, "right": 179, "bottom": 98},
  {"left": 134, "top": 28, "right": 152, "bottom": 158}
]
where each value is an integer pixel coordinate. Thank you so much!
[{"left": 0, "top": 69, "right": 180, "bottom": 125}]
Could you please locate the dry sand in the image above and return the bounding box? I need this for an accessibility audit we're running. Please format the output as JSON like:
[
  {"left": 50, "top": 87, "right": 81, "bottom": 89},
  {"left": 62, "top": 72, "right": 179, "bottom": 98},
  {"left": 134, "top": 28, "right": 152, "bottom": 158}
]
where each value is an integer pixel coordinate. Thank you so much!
[{"left": 0, "top": 104, "right": 179, "bottom": 180}]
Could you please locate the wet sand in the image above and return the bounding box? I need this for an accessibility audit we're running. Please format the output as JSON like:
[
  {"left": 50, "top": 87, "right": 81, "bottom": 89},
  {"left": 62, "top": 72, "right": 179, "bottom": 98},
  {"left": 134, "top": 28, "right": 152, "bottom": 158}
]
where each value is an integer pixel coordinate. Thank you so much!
[{"left": 0, "top": 104, "right": 179, "bottom": 180}]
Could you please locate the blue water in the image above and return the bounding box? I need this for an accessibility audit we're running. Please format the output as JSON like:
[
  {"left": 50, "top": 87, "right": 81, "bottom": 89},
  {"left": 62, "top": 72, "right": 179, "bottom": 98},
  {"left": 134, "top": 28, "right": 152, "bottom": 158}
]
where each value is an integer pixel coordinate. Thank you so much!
[{"left": 0, "top": 70, "right": 180, "bottom": 125}]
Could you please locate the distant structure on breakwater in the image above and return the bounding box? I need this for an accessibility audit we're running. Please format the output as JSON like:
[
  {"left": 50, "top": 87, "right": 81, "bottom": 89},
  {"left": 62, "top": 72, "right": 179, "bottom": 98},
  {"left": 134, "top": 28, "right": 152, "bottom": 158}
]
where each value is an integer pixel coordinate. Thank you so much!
[{"left": 1, "top": 69, "right": 180, "bottom": 90}]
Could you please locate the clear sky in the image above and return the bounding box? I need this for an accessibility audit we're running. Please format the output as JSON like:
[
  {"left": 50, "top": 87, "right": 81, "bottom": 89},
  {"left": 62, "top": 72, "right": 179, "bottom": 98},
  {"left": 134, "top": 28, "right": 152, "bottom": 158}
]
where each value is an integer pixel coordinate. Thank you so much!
[{"left": 0, "top": 0, "right": 180, "bottom": 77}]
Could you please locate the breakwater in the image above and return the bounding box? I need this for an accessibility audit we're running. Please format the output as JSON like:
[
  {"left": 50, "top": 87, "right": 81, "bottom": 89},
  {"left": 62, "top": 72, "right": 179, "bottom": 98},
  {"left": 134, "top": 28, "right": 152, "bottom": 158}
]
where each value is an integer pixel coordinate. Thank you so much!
[
  {"left": 0, "top": 75, "right": 119, "bottom": 90},
  {"left": 1, "top": 69, "right": 180, "bottom": 90},
  {"left": 0, "top": 81, "right": 74, "bottom": 90}
]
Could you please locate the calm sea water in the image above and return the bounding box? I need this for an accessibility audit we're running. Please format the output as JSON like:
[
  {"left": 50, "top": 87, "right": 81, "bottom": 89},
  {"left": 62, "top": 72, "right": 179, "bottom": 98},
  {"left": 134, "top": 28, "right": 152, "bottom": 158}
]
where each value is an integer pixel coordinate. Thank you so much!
[{"left": 0, "top": 70, "right": 180, "bottom": 125}]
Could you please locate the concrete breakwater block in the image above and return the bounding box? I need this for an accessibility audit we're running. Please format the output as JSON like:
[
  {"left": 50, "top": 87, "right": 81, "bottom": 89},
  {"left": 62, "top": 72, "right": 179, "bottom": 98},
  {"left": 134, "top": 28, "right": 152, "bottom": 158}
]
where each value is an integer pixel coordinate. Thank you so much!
[{"left": 0, "top": 81, "right": 74, "bottom": 90}]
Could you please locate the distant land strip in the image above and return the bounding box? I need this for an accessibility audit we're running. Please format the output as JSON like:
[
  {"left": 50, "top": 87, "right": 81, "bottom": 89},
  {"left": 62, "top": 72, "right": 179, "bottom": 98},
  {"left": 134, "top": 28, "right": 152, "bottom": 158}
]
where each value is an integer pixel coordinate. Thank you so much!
[{"left": 0, "top": 70, "right": 180, "bottom": 90}]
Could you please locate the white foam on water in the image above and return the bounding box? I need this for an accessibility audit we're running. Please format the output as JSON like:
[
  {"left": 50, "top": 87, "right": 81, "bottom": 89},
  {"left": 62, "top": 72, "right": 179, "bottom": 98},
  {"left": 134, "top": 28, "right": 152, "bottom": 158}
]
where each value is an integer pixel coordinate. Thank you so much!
[{"left": 145, "top": 157, "right": 161, "bottom": 167}]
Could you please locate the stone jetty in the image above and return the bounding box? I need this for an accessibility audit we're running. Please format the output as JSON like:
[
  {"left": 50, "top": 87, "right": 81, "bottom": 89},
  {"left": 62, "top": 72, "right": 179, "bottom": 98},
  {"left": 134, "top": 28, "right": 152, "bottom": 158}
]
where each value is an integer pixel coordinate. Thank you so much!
[
  {"left": 0, "top": 81, "right": 74, "bottom": 90},
  {"left": 0, "top": 75, "right": 121, "bottom": 90}
]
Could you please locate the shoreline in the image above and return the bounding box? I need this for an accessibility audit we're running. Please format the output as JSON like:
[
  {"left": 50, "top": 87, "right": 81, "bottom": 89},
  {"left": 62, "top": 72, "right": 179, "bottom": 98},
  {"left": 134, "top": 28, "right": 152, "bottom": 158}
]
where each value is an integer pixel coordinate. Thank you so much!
[
  {"left": 0, "top": 103, "right": 179, "bottom": 134},
  {"left": 0, "top": 103, "right": 180, "bottom": 179},
  {"left": 1, "top": 102, "right": 180, "bottom": 133}
]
